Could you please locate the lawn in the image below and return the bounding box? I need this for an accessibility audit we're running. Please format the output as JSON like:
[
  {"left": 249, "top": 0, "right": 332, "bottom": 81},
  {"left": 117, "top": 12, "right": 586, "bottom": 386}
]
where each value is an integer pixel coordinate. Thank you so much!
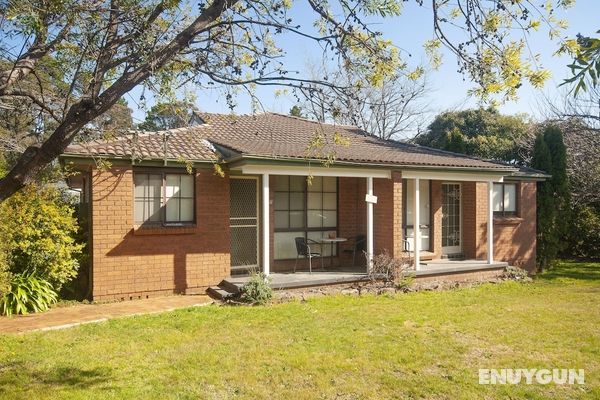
[{"left": 0, "top": 261, "right": 599, "bottom": 399}]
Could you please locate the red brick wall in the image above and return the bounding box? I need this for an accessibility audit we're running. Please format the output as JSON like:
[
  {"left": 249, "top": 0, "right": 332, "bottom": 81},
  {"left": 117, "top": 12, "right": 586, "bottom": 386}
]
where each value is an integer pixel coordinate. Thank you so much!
[
  {"left": 492, "top": 182, "right": 537, "bottom": 272},
  {"left": 391, "top": 172, "right": 403, "bottom": 258},
  {"left": 462, "top": 182, "right": 489, "bottom": 260},
  {"left": 90, "top": 166, "right": 230, "bottom": 301},
  {"left": 462, "top": 180, "right": 537, "bottom": 271},
  {"left": 431, "top": 180, "right": 442, "bottom": 258},
  {"left": 373, "top": 177, "right": 394, "bottom": 255}
]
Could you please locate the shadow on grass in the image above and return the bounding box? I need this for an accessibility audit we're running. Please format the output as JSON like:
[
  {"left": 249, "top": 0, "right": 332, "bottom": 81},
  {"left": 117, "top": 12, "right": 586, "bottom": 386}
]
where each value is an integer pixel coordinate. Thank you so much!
[
  {"left": 0, "top": 363, "right": 113, "bottom": 393},
  {"left": 539, "top": 261, "right": 600, "bottom": 282}
]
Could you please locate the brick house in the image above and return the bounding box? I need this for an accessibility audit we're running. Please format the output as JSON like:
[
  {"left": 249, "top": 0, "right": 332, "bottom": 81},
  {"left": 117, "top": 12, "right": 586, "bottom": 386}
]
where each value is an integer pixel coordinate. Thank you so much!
[{"left": 61, "top": 113, "right": 548, "bottom": 301}]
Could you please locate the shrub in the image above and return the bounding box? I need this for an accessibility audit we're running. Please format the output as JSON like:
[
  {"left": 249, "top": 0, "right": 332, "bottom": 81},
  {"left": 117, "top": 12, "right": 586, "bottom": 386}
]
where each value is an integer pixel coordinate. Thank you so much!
[
  {"left": 0, "top": 272, "right": 58, "bottom": 316},
  {"left": 503, "top": 266, "right": 530, "bottom": 281},
  {"left": 563, "top": 205, "right": 600, "bottom": 260},
  {"left": 240, "top": 271, "right": 273, "bottom": 305},
  {"left": 0, "top": 186, "right": 83, "bottom": 290},
  {"left": 0, "top": 239, "right": 10, "bottom": 298},
  {"left": 369, "top": 250, "right": 411, "bottom": 285}
]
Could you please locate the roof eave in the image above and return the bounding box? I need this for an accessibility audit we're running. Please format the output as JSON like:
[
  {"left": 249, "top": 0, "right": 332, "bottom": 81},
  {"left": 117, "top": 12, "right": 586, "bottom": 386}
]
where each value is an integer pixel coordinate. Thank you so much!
[
  {"left": 228, "top": 154, "right": 517, "bottom": 173},
  {"left": 59, "top": 153, "right": 216, "bottom": 165}
]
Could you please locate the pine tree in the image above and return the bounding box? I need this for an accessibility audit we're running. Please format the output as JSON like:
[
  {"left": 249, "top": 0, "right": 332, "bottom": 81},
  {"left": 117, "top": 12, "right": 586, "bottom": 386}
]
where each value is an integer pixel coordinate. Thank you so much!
[
  {"left": 544, "top": 125, "right": 570, "bottom": 238},
  {"left": 531, "top": 132, "right": 556, "bottom": 270},
  {"left": 531, "top": 125, "right": 570, "bottom": 270}
]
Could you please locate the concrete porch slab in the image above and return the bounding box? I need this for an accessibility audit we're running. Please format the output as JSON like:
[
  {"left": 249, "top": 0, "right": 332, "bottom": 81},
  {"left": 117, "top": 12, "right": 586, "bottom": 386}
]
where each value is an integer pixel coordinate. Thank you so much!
[
  {"left": 415, "top": 260, "right": 508, "bottom": 276},
  {"left": 226, "top": 271, "right": 370, "bottom": 290},
  {"left": 220, "top": 260, "right": 508, "bottom": 293}
]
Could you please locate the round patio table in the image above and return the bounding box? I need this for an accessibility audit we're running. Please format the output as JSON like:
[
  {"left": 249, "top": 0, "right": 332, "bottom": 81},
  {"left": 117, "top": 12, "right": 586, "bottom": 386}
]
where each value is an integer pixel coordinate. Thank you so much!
[{"left": 320, "top": 237, "right": 347, "bottom": 268}]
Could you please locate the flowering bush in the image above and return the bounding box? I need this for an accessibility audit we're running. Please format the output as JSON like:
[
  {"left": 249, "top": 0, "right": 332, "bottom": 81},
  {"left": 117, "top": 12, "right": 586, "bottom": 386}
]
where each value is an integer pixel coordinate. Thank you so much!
[{"left": 0, "top": 186, "right": 83, "bottom": 290}]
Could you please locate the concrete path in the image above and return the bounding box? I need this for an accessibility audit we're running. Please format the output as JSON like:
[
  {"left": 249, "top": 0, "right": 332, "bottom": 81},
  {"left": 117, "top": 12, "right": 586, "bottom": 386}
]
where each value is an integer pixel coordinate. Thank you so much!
[{"left": 0, "top": 295, "right": 212, "bottom": 334}]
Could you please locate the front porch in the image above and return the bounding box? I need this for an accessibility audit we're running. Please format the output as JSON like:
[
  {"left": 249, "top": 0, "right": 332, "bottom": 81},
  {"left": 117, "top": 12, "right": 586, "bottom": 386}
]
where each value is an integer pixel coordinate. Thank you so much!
[
  {"left": 228, "top": 164, "right": 508, "bottom": 279},
  {"left": 207, "top": 260, "right": 508, "bottom": 299}
]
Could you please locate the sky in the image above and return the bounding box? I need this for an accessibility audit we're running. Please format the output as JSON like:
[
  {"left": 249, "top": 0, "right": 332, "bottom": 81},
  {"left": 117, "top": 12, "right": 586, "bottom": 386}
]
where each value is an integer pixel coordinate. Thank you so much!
[{"left": 127, "top": 0, "right": 599, "bottom": 139}]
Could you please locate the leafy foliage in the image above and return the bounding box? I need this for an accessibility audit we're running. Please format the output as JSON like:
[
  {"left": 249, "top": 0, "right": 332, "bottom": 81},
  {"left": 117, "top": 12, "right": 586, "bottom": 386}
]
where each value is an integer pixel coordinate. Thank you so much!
[
  {"left": 138, "top": 101, "right": 199, "bottom": 131},
  {"left": 415, "top": 108, "right": 530, "bottom": 162},
  {"left": 0, "top": 240, "right": 9, "bottom": 298},
  {"left": 0, "top": 0, "right": 574, "bottom": 200},
  {"left": 563, "top": 205, "right": 600, "bottom": 261},
  {"left": 561, "top": 30, "right": 600, "bottom": 95},
  {"left": 0, "top": 272, "right": 58, "bottom": 316},
  {"left": 531, "top": 126, "right": 569, "bottom": 270},
  {"left": 0, "top": 186, "right": 83, "bottom": 289},
  {"left": 502, "top": 266, "right": 530, "bottom": 281},
  {"left": 544, "top": 125, "right": 571, "bottom": 236},
  {"left": 240, "top": 271, "right": 273, "bottom": 305},
  {"left": 289, "top": 105, "right": 303, "bottom": 118}
]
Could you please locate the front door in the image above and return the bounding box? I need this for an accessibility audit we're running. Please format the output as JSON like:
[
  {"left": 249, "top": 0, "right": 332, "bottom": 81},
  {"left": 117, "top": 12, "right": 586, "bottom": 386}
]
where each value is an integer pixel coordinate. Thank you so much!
[
  {"left": 442, "top": 183, "right": 462, "bottom": 255},
  {"left": 229, "top": 177, "right": 259, "bottom": 273}
]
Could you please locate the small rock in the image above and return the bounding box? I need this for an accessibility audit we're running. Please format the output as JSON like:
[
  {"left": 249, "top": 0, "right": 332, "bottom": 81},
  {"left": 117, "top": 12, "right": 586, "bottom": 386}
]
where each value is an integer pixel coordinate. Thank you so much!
[{"left": 378, "top": 287, "right": 396, "bottom": 295}]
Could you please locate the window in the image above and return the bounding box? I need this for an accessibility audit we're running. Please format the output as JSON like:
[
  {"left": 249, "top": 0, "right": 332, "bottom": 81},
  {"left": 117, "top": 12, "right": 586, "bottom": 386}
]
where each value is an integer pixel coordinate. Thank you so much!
[
  {"left": 273, "top": 176, "right": 337, "bottom": 259},
  {"left": 134, "top": 171, "right": 195, "bottom": 225},
  {"left": 493, "top": 183, "right": 517, "bottom": 216}
]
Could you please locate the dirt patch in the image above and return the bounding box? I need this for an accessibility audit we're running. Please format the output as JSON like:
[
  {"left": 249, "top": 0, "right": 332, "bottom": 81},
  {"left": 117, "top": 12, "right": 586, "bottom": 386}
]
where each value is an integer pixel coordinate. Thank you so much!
[{"left": 272, "top": 276, "right": 520, "bottom": 303}]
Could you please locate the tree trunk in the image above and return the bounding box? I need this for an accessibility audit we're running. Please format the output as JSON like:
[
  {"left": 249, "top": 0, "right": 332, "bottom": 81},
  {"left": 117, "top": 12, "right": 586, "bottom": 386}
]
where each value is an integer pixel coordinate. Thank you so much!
[{"left": 0, "top": 0, "right": 238, "bottom": 202}]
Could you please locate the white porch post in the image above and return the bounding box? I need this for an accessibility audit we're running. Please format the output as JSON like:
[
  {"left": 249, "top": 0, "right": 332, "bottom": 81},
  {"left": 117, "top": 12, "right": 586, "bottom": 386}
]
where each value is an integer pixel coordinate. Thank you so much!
[
  {"left": 414, "top": 178, "right": 421, "bottom": 271},
  {"left": 487, "top": 180, "right": 494, "bottom": 264},
  {"left": 262, "top": 173, "right": 270, "bottom": 275},
  {"left": 366, "top": 177, "right": 374, "bottom": 273}
]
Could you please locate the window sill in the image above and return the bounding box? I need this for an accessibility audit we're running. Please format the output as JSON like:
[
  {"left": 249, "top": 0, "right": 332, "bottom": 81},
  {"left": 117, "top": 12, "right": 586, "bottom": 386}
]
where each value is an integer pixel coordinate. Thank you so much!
[
  {"left": 133, "top": 224, "right": 197, "bottom": 235},
  {"left": 493, "top": 216, "right": 523, "bottom": 226}
]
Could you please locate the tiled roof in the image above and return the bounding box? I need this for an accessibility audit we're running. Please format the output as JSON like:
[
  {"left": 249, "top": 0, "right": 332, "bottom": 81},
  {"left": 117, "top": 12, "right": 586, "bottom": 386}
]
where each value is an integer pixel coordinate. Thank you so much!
[
  {"left": 64, "top": 126, "right": 217, "bottom": 162},
  {"left": 64, "top": 112, "right": 516, "bottom": 171}
]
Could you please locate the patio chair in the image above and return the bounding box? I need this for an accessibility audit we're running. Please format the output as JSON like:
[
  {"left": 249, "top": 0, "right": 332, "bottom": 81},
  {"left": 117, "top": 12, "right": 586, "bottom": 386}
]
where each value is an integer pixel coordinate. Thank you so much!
[
  {"left": 294, "top": 237, "right": 324, "bottom": 274},
  {"left": 342, "top": 234, "right": 367, "bottom": 267}
]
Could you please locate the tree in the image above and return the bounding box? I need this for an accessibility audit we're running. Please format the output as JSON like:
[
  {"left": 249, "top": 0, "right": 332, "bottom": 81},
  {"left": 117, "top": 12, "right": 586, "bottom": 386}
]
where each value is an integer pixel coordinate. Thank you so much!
[
  {"left": 564, "top": 204, "right": 600, "bottom": 260},
  {"left": 89, "top": 99, "right": 134, "bottom": 135},
  {"left": 289, "top": 105, "right": 303, "bottom": 118},
  {"left": 550, "top": 86, "right": 600, "bottom": 133},
  {"left": 139, "top": 101, "right": 199, "bottom": 131},
  {"left": 545, "top": 125, "right": 570, "bottom": 252},
  {"left": 531, "top": 132, "right": 555, "bottom": 270},
  {"left": 531, "top": 126, "right": 569, "bottom": 270},
  {"left": 300, "top": 68, "right": 429, "bottom": 140},
  {"left": 0, "top": 0, "right": 572, "bottom": 201},
  {"left": 0, "top": 186, "right": 83, "bottom": 290},
  {"left": 414, "top": 108, "right": 530, "bottom": 162},
  {"left": 517, "top": 118, "right": 600, "bottom": 207},
  {"left": 561, "top": 30, "right": 600, "bottom": 95}
]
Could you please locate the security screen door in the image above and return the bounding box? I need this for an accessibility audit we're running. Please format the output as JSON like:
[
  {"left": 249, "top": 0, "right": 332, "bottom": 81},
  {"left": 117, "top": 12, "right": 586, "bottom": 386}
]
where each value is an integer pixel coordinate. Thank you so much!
[{"left": 229, "top": 177, "right": 259, "bottom": 272}]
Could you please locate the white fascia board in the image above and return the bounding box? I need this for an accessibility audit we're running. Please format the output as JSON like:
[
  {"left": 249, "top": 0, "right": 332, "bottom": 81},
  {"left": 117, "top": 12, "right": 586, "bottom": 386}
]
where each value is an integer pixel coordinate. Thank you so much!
[
  {"left": 240, "top": 164, "right": 391, "bottom": 179},
  {"left": 401, "top": 169, "right": 505, "bottom": 182}
]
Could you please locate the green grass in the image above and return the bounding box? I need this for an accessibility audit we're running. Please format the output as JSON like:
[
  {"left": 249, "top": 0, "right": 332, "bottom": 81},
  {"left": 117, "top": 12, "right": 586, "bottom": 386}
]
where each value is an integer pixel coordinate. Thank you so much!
[{"left": 1, "top": 261, "right": 599, "bottom": 399}]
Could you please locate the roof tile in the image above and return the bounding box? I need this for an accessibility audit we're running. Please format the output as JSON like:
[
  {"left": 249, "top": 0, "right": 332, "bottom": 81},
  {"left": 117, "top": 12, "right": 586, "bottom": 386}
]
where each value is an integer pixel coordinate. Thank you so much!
[{"left": 64, "top": 112, "right": 515, "bottom": 171}]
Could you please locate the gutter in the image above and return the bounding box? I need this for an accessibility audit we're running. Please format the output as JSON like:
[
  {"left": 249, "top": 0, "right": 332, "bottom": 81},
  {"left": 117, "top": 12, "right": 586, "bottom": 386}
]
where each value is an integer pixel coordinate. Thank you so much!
[{"left": 225, "top": 154, "right": 518, "bottom": 174}]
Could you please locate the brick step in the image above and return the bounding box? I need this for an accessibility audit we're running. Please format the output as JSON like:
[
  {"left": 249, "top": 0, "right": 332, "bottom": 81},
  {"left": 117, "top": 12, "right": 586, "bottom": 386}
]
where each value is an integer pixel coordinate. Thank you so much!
[
  {"left": 206, "top": 287, "right": 235, "bottom": 301},
  {"left": 218, "top": 279, "right": 242, "bottom": 294},
  {"left": 206, "top": 280, "right": 242, "bottom": 301}
]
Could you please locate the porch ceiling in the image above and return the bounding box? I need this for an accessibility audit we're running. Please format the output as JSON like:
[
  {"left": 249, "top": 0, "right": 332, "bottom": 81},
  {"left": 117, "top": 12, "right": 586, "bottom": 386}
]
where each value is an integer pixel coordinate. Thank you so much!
[{"left": 401, "top": 169, "right": 506, "bottom": 182}]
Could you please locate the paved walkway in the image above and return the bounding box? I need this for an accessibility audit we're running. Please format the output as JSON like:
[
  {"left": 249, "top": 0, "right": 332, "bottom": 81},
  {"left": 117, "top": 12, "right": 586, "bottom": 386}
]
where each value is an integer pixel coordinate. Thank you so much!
[{"left": 0, "top": 295, "right": 213, "bottom": 334}]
